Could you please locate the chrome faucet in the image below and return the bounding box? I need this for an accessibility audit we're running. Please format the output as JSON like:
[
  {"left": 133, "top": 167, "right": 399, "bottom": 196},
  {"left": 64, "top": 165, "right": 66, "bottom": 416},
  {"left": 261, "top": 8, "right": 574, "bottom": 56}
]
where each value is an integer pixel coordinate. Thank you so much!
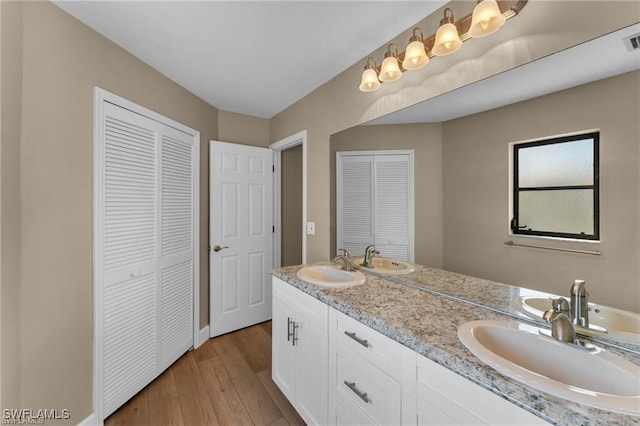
[
  {"left": 569, "top": 279, "right": 589, "bottom": 327},
  {"left": 543, "top": 301, "right": 576, "bottom": 344},
  {"left": 361, "top": 244, "right": 380, "bottom": 268},
  {"left": 334, "top": 248, "right": 355, "bottom": 272}
]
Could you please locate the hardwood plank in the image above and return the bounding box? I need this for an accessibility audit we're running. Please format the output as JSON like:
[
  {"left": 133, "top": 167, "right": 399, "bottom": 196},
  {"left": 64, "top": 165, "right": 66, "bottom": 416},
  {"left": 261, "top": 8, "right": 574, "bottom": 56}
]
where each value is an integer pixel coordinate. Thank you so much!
[
  {"left": 268, "top": 417, "right": 290, "bottom": 426},
  {"left": 257, "top": 370, "right": 305, "bottom": 426},
  {"left": 194, "top": 336, "right": 218, "bottom": 363},
  {"left": 260, "top": 320, "right": 272, "bottom": 337},
  {"left": 198, "top": 356, "right": 254, "bottom": 425},
  {"left": 246, "top": 322, "right": 273, "bottom": 365},
  {"left": 105, "top": 390, "right": 149, "bottom": 426},
  {"left": 148, "top": 394, "right": 185, "bottom": 426},
  {"left": 231, "top": 326, "right": 270, "bottom": 374},
  {"left": 231, "top": 371, "right": 284, "bottom": 425},
  {"left": 146, "top": 368, "right": 178, "bottom": 400},
  {"left": 172, "top": 353, "right": 220, "bottom": 426}
]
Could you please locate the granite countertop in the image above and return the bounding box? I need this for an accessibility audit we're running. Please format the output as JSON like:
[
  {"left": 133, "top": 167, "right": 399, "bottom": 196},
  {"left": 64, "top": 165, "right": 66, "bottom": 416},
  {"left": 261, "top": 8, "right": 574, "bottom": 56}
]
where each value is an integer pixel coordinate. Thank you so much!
[{"left": 272, "top": 264, "right": 640, "bottom": 426}]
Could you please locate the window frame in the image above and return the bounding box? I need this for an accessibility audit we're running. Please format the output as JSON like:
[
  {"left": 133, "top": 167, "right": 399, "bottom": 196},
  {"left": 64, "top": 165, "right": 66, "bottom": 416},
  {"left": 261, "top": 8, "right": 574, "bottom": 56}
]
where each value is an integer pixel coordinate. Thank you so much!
[{"left": 511, "top": 131, "right": 600, "bottom": 241}]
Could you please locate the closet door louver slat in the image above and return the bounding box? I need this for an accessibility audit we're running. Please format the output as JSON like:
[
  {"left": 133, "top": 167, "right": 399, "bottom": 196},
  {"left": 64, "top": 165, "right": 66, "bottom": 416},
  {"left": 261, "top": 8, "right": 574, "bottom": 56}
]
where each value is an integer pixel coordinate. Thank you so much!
[{"left": 375, "top": 157, "right": 411, "bottom": 261}]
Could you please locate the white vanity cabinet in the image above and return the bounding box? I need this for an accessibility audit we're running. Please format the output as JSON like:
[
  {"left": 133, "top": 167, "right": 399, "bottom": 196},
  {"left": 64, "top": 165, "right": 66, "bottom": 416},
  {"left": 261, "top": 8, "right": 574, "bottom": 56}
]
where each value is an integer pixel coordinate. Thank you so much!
[
  {"left": 272, "top": 277, "right": 328, "bottom": 425},
  {"left": 272, "top": 277, "right": 548, "bottom": 426}
]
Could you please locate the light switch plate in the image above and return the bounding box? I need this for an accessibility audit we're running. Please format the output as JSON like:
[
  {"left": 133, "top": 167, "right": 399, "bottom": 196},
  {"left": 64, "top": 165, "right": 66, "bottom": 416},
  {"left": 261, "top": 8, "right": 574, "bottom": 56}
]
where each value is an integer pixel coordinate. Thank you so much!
[{"left": 306, "top": 221, "right": 315, "bottom": 235}]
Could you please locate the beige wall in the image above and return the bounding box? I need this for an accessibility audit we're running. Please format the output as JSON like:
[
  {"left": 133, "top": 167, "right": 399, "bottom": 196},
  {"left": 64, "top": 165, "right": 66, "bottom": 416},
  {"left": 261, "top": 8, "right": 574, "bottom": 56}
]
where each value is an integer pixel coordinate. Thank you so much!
[
  {"left": 442, "top": 71, "right": 640, "bottom": 312},
  {"left": 218, "top": 109, "right": 270, "bottom": 148},
  {"left": 270, "top": 1, "right": 640, "bottom": 264},
  {"left": 7, "top": 1, "right": 219, "bottom": 421},
  {"left": 1, "top": 0, "right": 23, "bottom": 409},
  {"left": 281, "top": 144, "right": 303, "bottom": 266},
  {"left": 330, "top": 124, "right": 443, "bottom": 268}
]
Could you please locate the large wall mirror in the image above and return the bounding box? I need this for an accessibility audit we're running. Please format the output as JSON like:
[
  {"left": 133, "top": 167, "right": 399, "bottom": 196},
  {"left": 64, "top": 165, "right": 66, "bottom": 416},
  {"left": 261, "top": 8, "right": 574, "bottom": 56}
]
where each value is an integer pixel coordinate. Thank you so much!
[{"left": 330, "top": 24, "right": 640, "bottom": 314}]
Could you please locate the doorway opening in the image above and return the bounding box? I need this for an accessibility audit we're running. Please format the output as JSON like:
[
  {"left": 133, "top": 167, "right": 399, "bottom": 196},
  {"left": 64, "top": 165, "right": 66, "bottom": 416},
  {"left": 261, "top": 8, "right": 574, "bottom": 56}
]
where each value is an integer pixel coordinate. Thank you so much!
[{"left": 271, "top": 131, "right": 307, "bottom": 267}]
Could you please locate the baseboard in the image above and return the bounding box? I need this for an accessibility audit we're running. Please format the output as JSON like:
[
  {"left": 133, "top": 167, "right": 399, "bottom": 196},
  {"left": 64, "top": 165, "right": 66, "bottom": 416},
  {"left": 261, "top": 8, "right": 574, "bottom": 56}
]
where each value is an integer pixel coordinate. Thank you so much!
[
  {"left": 78, "top": 412, "right": 100, "bottom": 426},
  {"left": 197, "top": 325, "right": 210, "bottom": 348}
]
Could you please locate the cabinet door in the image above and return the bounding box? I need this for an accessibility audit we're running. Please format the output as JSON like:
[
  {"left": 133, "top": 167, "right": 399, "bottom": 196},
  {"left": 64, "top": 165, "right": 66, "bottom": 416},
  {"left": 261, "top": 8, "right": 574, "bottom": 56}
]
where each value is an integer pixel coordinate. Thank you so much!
[
  {"left": 272, "top": 298, "right": 296, "bottom": 402},
  {"left": 295, "top": 300, "right": 328, "bottom": 425}
]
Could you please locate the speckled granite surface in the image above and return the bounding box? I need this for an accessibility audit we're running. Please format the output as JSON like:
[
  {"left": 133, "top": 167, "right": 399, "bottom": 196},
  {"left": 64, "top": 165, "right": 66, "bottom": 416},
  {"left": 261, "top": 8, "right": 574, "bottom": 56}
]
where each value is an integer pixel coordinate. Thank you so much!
[{"left": 272, "top": 264, "right": 640, "bottom": 426}]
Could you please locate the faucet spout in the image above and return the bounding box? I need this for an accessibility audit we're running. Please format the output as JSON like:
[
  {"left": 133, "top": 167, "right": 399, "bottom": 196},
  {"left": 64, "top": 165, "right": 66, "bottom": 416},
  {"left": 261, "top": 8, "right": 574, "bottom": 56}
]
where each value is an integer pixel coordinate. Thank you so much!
[
  {"left": 334, "top": 248, "right": 355, "bottom": 272},
  {"left": 569, "top": 279, "right": 589, "bottom": 327},
  {"left": 543, "top": 310, "right": 576, "bottom": 344},
  {"left": 362, "top": 245, "right": 379, "bottom": 268}
]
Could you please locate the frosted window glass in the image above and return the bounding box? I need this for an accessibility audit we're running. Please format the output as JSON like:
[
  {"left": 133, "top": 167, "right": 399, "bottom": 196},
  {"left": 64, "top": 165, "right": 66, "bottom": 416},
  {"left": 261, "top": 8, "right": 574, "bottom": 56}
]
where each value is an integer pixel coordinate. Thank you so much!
[
  {"left": 519, "top": 190, "right": 594, "bottom": 235},
  {"left": 518, "top": 139, "right": 594, "bottom": 187}
]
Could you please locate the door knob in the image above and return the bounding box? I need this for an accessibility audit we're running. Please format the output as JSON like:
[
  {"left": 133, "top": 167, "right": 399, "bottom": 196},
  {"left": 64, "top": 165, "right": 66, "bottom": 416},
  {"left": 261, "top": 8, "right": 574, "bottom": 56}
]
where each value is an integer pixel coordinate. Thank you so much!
[{"left": 212, "top": 244, "right": 229, "bottom": 252}]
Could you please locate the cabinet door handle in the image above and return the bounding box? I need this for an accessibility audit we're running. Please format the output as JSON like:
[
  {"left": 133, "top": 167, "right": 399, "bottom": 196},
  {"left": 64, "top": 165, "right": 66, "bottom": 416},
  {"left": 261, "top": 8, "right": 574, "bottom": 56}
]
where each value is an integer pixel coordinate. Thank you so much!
[
  {"left": 344, "top": 331, "right": 369, "bottom": 348},
  {"left": 344, "top": 381, "right": 370, "bottom": 403},
  {"left": 292, "top": 322, "right": 299, "bottom": 346},
  {"left": 287, "top": 317, "right": 293, "bottom": 342}
]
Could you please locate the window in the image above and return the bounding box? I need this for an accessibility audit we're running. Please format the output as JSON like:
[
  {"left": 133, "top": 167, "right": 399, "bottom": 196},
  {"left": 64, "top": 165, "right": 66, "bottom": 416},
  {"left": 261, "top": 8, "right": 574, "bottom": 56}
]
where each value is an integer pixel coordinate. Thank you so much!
[{"left": 511, "top": 132, "right": 599, "bottom": 240}]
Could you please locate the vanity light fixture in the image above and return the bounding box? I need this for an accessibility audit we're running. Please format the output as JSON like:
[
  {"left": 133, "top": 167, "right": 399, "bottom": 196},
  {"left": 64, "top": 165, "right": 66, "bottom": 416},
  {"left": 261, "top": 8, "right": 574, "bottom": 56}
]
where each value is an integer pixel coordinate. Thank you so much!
[
  {"left": 432, "top": 8, "right": 463, "bottom": 56},
  {"left": 402, "top": 28, "right": 429, "bottom": 70},
  {"left": 379, "top": 43, "right": 403, "bottom": 82},
  {"left": 358, "top": 0, "right": 527, "bottom": 92}
]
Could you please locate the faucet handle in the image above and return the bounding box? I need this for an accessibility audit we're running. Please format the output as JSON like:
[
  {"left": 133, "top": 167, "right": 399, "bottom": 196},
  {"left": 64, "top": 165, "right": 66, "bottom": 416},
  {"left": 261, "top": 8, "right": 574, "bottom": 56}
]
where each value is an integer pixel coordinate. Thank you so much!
[
  {"left": 551, "top": 297, "right": 570, "bottom": 314},
  {"left": 338, "top": 248, "right": 351, "bottom": 258}
]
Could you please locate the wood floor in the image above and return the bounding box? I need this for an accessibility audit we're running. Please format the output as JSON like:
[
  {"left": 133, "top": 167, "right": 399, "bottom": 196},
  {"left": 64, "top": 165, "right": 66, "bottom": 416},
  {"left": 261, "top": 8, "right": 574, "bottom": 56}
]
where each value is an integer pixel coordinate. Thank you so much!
[{"left": 105, "top": 321, "right": 305, "bottom": 426}]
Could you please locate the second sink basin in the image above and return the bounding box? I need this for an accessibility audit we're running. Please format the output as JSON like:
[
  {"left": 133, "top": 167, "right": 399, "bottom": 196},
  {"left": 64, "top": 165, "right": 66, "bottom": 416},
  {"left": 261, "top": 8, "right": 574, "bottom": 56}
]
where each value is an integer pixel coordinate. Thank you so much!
[
  {"left": 513, "top": 295, "right": 640, "bottom": 344},
  {"left": 458, "top": 320, "right": 640, "bottom": 415},
  {"left": 296, "top": 265, "right": 366, "bottom": 288},
  {"left": 353, "top": 257, "right": 415, "bottom": 275}
]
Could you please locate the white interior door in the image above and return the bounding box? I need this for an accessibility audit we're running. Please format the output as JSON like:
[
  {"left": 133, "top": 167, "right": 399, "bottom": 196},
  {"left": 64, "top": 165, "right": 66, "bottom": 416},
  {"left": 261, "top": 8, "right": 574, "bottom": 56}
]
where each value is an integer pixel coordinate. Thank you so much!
[{"left": 210, "top": 141, "right": 273, "bottom": 337}]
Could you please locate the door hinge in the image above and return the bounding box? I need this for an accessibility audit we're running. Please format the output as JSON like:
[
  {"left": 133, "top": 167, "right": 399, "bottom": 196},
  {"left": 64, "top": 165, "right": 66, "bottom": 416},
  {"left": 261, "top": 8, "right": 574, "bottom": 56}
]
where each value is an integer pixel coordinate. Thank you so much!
[
  {"left": 273, "top": 225, "right": 275, "bottom": 233},
  {"left": 272, "top": 165, "right": 275, "bottom": 172}
]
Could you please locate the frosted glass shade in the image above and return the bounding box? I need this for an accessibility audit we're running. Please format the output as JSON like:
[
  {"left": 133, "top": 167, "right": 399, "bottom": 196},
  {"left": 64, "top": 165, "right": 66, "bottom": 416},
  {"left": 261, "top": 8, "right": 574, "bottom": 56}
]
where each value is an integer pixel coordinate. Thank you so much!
[
  {"left": 469, "top": 0, "right": 506, "bottom": 38},
  {"left": 432, "top": 23, "right": 462, "bottom": 56},
  {"left": 402, "top": 40, "right": 429, "bottom": 70},
  {"left": 379, "top": 56, "right": 402, "bottom": 82},
  {"left": 359, "top": 68, "right": 381, "bottom": 92}
]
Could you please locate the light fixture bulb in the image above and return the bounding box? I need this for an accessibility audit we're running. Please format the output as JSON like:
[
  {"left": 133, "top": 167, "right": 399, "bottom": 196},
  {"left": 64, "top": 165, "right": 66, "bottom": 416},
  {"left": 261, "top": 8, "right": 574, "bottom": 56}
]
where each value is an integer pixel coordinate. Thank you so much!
[
  {"left": 469, "top": 0, "right": 506, "bottom": 38},
  {"left": 432, "top": 22, "right": 462, "bottom": 56},
  {"left": 359, "top": 67, "right": 381, "bottom": 92},
  {"left": 402, "top": 36, "right": 429, "bottom": 71}
]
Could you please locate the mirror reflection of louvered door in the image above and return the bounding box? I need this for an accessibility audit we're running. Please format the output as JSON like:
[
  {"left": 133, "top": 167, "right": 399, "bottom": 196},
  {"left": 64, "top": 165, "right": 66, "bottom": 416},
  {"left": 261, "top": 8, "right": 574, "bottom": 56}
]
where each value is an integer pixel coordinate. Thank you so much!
[
  {"left": 96, "top": 93, "right": 198, "bottom": 419},
  {"left": 336, "top": 150, "right": 414, "bottom": 262}
]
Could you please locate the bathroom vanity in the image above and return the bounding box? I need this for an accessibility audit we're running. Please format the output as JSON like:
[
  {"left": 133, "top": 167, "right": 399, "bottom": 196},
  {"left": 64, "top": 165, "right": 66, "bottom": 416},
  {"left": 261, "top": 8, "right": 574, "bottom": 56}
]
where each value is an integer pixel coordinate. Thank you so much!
[{"left": 271, "top": 264, "right": 640, "bottom": 425}]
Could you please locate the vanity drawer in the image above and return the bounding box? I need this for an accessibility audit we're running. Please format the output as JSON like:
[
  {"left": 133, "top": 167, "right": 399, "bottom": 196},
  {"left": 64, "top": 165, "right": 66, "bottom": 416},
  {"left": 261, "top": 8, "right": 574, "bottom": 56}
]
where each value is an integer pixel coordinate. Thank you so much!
[
  {"left": 334, "top": 345, "right": 401, "bottom": 425},
  {"left": 330, "top": 308, "right": 403, "bottom": 379}
]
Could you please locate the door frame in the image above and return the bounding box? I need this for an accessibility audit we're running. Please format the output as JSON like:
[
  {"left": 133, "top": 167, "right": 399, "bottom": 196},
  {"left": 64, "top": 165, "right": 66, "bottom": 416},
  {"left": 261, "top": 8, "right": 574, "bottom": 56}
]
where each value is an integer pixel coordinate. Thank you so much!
[
  {"left": 270, "top": 130, "right": 307, "bottom": 267},
  {"left": 92, "top": 87, "right": 200, "bottom": 423}
]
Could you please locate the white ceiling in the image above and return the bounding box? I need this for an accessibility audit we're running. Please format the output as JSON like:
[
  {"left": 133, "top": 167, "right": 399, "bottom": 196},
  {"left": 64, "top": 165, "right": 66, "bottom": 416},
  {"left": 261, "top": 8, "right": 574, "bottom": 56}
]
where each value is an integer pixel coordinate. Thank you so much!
[
  {"left": 367, "top": 23, "right": 640, "bottom": 125},
  {"left": 52, "top": 0, "right": 448, "bottom": 118}
]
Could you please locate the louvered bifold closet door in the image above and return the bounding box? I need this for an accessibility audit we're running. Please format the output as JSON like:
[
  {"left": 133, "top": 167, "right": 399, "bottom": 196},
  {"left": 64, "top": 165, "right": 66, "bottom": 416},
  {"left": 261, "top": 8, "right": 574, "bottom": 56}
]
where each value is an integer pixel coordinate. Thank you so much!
[
  {"left": 158, "top": 126, "right": 194, "bottom": 372},
  {"left": 337, "top": 155, "right": 374, "bottom": 257},
  {"left": 374, "top": 155, "right": 412, "bottom": 262},
  {"left": 102, "top": 102, "right": 159, "bottom": 416}
]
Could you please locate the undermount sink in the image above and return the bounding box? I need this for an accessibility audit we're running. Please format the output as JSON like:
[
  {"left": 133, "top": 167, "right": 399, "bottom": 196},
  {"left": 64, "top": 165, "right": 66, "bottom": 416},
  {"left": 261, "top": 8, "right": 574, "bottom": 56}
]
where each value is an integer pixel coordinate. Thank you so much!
[
  {"left": 513, "top": 296, "right": 640, "bottom": 344},
  {"left": 458, "top": 320, "right": 640, "bottom": 415},
  {"left": 296, "top": 265, "right": 366, "bottom": 288},
  {"left": 353, "top": 257, "right": 416, "bottom": 275}
]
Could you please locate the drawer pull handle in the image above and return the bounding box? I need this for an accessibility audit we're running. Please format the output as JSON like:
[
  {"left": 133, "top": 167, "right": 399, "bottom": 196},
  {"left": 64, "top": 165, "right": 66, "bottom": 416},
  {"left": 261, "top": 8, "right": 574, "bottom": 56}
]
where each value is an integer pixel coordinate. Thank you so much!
[
  {"left": 344, "top": 381, "right": 370, "bottom": 403},
  {"left": 292, "top": 322, "right": 299, "bottom": 346},
  {"left": 287, "top": 317, "right": 293, "bottom": 342},
  {"left": 344, "top": 331, "right": 369, "bottom": 347}
]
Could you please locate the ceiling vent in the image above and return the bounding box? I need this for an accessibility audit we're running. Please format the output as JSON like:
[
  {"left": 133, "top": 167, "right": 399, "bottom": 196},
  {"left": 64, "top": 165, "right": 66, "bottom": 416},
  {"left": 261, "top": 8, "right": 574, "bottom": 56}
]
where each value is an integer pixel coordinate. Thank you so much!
[{"left": 623, "top": 33, "right": 640, "bottom": 52}]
